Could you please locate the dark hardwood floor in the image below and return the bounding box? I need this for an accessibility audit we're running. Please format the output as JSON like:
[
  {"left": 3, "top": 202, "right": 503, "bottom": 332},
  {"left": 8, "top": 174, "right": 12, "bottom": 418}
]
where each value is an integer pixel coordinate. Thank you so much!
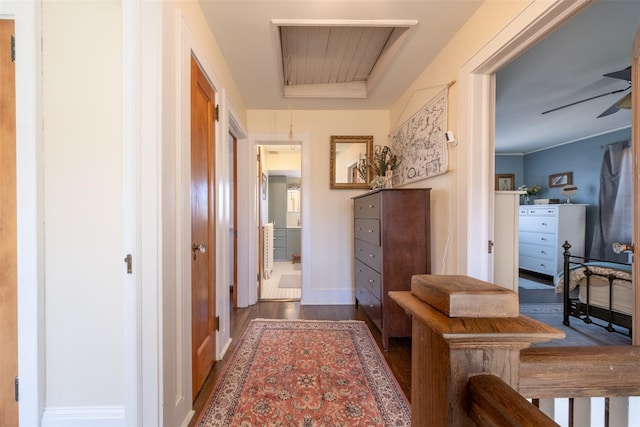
[
  {"left": 189, "top": 274, "right": 628, "bottom": 425},
  {"left": 189, "top": 301, "right": 411, "bottom": 427}
]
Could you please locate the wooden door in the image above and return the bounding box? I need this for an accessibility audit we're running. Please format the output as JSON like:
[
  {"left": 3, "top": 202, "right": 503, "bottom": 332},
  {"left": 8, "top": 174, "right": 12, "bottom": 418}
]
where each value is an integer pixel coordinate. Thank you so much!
[
  {"left": 632, "top": 24, "right": 640, "bottom": 345},
  {"left": 0, "top": 18, "right": 18, "bottom": 426},
  {"left": 191, "top": 55, "right": 216, "bottom": 397}
]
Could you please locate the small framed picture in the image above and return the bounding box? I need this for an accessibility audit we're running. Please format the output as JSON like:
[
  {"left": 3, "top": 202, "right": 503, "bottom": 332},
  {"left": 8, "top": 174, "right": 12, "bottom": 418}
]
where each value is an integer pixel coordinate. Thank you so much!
[
  {"left": 495, "top": 173, "right": 515, "bottom": 191},
  {"left": 549, "top": 171, "right": 572, "bottom": 188}
]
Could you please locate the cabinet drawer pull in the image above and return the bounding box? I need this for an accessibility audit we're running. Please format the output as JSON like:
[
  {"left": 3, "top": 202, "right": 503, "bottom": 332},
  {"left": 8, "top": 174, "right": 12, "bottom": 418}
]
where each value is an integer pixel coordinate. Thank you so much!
[
  {"left": 541, "top": 222, "right": 547, "bottom": 226},
  {"left": 368, "top": 279, "right": 375, "bottom": 283},
  {"left": 368, "top": 204, "right": 374, "bottom": 208},
  {"left": 368, "top": 229, "right": 374, "bottom": 233},
  {"left": 369, "top": 254, "right": 375, "bottom": 258}
]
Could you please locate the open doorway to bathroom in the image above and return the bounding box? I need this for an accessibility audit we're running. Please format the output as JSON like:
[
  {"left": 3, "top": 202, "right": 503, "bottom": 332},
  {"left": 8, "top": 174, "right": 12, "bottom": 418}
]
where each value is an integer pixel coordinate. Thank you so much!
[{"left": 259, "top": 144, "right": 302, "bottom": 300}]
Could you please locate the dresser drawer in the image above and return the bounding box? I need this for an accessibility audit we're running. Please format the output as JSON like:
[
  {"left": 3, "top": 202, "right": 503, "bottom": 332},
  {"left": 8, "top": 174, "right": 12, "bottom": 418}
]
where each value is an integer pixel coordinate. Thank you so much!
[
  {"left": 519, "top": 255, "right": 557, "bottom": 276},
  {"left": 519, "top": 242, "right": 555, "bottom": 261},
  {"left": 354, "top": 258, "right": 381, "bottom": 299},
  {"left": 519, "top": 215, "right": 557, "bottom": 232},
  {"left": 519, "top": 231, "right": 555, "bottom": 247},
  {"left": 354, "top": 218, "right": 380, "bottom": 245},
  {"left": 521, "top": 207, "right": 558, "bottom": 216},
  {"left": 354, "top": 193, "right": 381, "bottom": 219},
  {"left": 355, "top": 287, "right": 381, "bottom": 330},
  {"left": 354, "top": 239, "right": 381, "bottom": 272}
]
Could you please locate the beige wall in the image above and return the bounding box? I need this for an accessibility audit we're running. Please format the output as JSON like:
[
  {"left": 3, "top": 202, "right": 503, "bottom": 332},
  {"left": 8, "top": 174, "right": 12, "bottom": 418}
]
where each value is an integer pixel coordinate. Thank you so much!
[{"left": 42, "top": 0, "right": 124, "bottom": 407}]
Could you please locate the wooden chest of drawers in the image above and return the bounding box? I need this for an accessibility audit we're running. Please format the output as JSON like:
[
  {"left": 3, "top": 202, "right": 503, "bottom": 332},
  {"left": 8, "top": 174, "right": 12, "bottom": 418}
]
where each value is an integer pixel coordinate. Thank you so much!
[
  {"left": 518, "top": 204, "right": 586, "bottom": 276},
  {"left": 352, "top": 188, "right": 431, "bottom": 350}
]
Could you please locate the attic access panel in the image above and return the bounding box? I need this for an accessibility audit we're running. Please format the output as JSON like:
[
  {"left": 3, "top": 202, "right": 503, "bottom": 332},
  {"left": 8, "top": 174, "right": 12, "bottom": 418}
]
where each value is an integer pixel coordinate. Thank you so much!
[{"left": 273, "top": 20, "right": 417, "bottom": 99}]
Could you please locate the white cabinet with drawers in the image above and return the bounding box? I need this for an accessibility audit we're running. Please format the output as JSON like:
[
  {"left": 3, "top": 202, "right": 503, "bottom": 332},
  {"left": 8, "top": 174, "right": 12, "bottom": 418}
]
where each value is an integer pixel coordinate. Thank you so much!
[{"left": 518, "top": 204, "right": 586, "bottom": 277}]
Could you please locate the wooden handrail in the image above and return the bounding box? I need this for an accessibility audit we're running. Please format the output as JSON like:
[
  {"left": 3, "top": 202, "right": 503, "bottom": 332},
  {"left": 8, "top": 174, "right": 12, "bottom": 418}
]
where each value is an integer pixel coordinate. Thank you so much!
[
  {"left": 390, "top": 275, "right": 639, "bottom": 426},
  {"left": 519, "top": 346, "right": 640, "bottom": 398},
  {"left": 468, "top": 374, "right": 558, "bottom": 427}
]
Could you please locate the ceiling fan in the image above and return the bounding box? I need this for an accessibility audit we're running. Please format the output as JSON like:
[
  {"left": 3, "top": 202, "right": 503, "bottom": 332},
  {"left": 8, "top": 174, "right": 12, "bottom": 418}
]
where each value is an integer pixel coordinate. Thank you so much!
[{"left": 541, "top": 66, "right": 631, "bottom": 117}]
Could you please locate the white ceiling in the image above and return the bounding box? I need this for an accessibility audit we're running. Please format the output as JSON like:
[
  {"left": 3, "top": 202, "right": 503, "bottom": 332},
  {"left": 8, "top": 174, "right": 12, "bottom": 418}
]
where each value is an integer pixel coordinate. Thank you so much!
[
  {"left": 495, "top": 0, "right": 639, "bottom": 154},
  {"left": 198, "top": 0, "right": 483, "bottom": 109},
  {"left": 198, "top": 1, "right": 638, "bottom": 153}
]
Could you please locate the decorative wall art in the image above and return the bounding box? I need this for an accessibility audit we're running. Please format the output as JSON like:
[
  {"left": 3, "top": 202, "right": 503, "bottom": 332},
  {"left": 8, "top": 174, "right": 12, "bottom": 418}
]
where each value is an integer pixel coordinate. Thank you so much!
[
  {"left": 495, "top": 173, "right": 515, "bottom": 191},
  {"left": 549, "top": 171, "right": 572, "bottom": 188},
  {"left": 391, "top": 87, "right": 448, "bottom": 186}
]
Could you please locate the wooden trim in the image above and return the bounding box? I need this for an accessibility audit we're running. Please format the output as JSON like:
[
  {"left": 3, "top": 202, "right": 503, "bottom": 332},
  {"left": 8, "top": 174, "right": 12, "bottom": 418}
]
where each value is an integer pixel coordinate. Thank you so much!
[
  {"left": 468, "top": 375, "right": 557, "bottom": 426},
  {"left": 518, "top": 346, "right": 640, "bottom": 398}
]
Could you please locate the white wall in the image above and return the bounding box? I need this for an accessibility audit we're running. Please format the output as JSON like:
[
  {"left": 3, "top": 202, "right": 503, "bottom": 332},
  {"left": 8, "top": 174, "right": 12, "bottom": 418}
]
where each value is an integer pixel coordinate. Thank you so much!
[{"left": 41, "top": 0, "right": 124, "bottom": 416}]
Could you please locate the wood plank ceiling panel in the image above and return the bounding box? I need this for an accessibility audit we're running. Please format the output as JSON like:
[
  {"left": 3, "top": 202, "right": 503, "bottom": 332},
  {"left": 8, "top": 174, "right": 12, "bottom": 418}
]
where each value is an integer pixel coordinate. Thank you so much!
[{"left": 280, "top": 25, "right": 392, "bottom": 86}]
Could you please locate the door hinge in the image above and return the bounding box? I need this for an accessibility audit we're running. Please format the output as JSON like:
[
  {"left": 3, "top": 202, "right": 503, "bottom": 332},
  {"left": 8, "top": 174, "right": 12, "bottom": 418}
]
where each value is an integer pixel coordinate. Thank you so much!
[
  {"left": 11, "top": 34, "right": 15, "bottom": 63},
  {"left": 14, "top": 376, "right": 18, "bottom": 402},
  {"left": 488, "top": 240, "right": 494, "bottom": 254},
  {"left": 215, "top": 315, "right": 220, "bottom": 331},
  {"left": 215, "top": 104, "right": 219, "bottom": 122},
  {"left": 124, "top": 254, "right": 132, "bottom": 274}
]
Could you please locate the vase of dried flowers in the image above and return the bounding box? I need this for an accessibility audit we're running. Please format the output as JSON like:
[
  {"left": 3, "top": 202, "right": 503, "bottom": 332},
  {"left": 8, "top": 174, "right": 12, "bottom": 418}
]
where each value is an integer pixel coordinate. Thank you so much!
[{"left": 358, "top": 145, "right": 401, "bottom": 189}]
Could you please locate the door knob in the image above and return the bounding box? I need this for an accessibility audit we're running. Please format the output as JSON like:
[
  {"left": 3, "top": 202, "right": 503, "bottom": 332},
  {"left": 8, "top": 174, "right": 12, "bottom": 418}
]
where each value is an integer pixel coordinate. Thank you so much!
[
  {"left": 192, "top": 243, "right": 207, "bottom": 260},
  {"left": 612, "top": 242, "right": 634, "bottom": 254},
  {"left": 192, "top": 243, "right": 207, "bottom": 253}
]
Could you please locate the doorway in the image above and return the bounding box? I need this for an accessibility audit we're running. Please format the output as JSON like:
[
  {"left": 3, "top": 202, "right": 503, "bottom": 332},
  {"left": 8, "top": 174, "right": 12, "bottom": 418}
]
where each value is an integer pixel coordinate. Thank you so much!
[{"left": 259, "top": 144, "right": 302, "bottom": 300}]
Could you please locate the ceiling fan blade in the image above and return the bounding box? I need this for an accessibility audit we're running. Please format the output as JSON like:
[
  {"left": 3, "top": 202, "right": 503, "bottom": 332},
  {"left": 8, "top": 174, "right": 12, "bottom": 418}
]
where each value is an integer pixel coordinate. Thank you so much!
[
  {"left": 541, "top": 87, "right": 627, "bottom": 115},
  {"left": 597, "top": 92, "right": 632, "bottom": 118},
  {"left": 603, "top": 66, "right": 631, "bottom": 82},
  {"left": 597, "top": 101, "right": 620, "bottom": 118}
]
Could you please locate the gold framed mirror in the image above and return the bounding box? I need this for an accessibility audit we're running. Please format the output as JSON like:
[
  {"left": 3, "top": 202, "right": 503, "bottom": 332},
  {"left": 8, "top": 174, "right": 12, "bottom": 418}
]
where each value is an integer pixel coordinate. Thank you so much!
[{"left": 330, "top": 135, "right": 373, "bottom": 189}]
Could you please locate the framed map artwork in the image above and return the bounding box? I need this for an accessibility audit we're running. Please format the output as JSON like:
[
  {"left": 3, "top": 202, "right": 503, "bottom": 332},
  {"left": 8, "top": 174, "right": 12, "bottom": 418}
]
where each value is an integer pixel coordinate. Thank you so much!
[{"left": 391, "top": 87, "right": 448, "bottom": 187}]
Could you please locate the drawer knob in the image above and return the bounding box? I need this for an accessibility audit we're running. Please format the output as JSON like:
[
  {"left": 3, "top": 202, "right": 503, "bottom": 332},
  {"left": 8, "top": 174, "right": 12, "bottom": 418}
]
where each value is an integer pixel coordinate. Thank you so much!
[
  {"left": 369, "top": 254, "right": 375, "bottom": 258},
  {"left": 541, "top": 222, "right": 547, "bottom": 226},
  {"left": 369, "top": 279, "right": 374, "bottom": 283},
  {"left": 368, "top": 204, "right": 374, "bottom": 208},
  {"left": 368, "top": 229, "right": 374, "bottom": 233}
]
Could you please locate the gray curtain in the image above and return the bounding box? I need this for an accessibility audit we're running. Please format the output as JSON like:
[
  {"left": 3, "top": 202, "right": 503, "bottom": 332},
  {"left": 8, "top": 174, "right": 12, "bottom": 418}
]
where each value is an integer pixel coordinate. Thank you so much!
[{"left": 590, "top": 141, "right": 632, "bottom": 262}]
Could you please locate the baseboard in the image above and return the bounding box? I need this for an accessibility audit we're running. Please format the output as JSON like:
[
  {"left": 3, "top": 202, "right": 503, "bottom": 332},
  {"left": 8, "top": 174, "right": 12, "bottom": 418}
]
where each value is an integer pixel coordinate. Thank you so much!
[
  {"left": 301, "top": 288, "right": 353, "bottom": 305},
  {"left": 41, "top": 405, "right": 125, "bottom": 427}
]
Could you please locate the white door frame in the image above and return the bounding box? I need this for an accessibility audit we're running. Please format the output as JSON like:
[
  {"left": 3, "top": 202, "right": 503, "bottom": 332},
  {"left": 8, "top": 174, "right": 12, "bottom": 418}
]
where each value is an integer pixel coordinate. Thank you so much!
[
  {"left": 236, "top": 132, "right": 311, "bottom": 308},
  {"left": 457, "top": 0, "right": 591, "bottom": 280}
]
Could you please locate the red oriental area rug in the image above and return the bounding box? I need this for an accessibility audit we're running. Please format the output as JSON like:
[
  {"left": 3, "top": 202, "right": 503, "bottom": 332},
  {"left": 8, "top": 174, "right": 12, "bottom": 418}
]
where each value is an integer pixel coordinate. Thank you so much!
[{"left": 196, "top": 319, "right": 411, "bottom": 426}]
